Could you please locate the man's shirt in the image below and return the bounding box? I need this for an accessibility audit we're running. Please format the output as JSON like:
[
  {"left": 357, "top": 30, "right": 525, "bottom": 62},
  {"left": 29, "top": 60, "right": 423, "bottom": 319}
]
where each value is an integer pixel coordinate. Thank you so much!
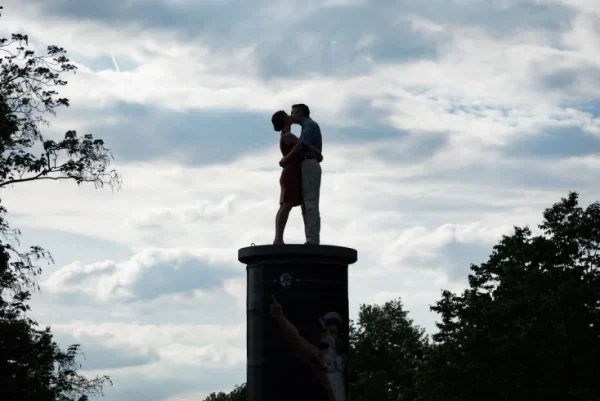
[{"left": 298, "top": 117, "right": 322, "bottom": 159}]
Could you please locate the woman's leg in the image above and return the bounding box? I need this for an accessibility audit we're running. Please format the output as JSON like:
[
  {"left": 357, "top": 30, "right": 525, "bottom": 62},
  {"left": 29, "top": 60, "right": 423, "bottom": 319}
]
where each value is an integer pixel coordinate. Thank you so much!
[{"left": 274, "top": 202, "right": 293, "bottom": 244}]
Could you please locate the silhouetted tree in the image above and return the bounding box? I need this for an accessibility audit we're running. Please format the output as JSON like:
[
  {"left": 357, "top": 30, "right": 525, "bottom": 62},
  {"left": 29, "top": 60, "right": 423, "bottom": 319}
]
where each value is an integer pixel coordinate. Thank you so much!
[
  {"left": 203, "top": 392, "right": 229, "bottom": 401},
  {"left": 350, "top": 299, "right": 429, "bottom": 401},
  {"left": 420, "top": 192, "right": 600, "bottom": 401},
  {"left": 0, "top": 5, "right": 116, "bottom": 400},
  {"left": 202, "top": 384, "right": 246, "bottom": 401},
  {"left": 227, "top": 384, "right": 247, "bottom": 401},
  {"left": 0, "top": 7, "right": 120, "bottom": 189}
]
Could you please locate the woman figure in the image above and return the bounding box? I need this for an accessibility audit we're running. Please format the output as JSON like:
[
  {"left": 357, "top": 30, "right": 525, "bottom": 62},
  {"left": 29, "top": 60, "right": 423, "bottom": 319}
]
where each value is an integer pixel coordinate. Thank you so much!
[{"left": 271, "top": 110, "right": 322, "bottom": 244}]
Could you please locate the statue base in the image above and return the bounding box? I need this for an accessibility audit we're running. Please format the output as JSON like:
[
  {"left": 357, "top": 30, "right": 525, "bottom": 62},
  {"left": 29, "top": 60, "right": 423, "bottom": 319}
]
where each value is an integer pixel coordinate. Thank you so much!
[{"left": 239, "top": 244, "right": 357, "bottom": 401}]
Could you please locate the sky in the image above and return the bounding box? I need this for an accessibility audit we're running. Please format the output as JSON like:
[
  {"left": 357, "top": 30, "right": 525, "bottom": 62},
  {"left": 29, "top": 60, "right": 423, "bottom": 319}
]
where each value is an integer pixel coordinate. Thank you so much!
[{"left": 1, "top": 0, "right": 600, "bottom": 400}]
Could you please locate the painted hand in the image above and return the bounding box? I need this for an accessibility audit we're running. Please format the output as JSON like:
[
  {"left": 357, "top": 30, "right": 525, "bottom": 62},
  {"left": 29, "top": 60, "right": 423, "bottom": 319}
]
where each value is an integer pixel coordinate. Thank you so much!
[
  {"left": 270, "top": 294, "right": 283, "bottom": 319},
  {"left": 270, "top": 302, "right": 283, "bottom": 320}
]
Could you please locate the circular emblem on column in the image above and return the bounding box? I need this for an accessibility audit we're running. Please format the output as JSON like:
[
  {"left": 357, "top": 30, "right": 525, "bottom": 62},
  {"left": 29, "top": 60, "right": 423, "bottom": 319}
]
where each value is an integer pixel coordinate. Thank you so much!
[{"left": 279, "top": 272, "right": 293, "bottom": 288}]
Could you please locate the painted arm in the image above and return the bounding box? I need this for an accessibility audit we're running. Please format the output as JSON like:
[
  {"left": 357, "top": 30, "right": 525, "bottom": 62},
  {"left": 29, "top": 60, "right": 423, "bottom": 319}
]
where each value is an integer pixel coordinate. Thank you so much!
[
  {"left": 270, "top": 300, "right": 338, "bottom": 401},
  {"left": 270, "top": 301, "right": 321, "bottom": 368}
]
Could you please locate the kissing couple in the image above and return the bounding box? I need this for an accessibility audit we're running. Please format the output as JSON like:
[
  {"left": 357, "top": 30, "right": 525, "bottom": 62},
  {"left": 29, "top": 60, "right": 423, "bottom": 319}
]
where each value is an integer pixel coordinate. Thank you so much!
[{"left": 271, "top": 103, "right": 322, "bottom": 246}]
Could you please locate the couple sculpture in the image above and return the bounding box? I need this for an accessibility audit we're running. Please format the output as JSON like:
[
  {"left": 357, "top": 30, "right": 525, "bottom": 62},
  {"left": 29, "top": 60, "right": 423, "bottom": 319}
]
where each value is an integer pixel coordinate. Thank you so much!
[{"left": 271, "top": 103, "right": 322, "bottom": 245}]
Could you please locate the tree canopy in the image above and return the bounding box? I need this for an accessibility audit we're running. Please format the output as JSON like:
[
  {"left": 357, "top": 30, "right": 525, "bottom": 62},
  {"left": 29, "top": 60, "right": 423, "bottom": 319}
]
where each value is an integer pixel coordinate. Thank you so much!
[
  {"left": 0, "top": 9, "right": 120, "bottom": 189},
  {"left": 202, "top": 384, "right": 246, "bottom": 401},
  {"left": 350, "top": 299, "right": 428, "bottom": 401},
  {"left": 422, "top": 191, "right": 600, "bottom": 401},
  {"left": 0, "top": 5, "right": 117, "bottom": 400}
]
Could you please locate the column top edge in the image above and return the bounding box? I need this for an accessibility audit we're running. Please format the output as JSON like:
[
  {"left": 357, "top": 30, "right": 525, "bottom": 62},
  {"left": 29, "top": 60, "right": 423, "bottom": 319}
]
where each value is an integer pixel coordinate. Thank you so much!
[{"left": 238, "top": 244, "right": 357, "bottom": 265}]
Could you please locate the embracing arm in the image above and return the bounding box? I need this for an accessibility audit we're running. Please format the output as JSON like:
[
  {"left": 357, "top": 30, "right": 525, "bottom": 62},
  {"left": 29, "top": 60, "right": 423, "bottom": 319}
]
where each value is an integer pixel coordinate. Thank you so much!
[{"left": 280, "top": 133, "right": 322, "bottom": 166}]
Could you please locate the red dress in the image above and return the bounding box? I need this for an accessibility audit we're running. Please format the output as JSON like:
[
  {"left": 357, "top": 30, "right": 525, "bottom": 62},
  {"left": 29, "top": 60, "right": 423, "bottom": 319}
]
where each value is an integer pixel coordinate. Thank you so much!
[{"left": 279, "top": 134, "right": 302, "bottom": 206}]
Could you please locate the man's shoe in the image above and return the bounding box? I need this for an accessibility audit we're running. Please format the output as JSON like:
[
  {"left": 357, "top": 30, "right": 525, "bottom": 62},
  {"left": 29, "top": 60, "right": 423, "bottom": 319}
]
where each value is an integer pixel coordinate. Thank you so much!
[{"left": 304, "top": 241, "right": 319, "bottom": 245}]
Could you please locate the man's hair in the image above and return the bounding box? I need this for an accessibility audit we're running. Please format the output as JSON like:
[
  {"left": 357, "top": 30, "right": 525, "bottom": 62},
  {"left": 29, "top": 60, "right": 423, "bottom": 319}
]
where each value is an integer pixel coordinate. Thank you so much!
[
  {"left": 292, "top": 103, "right": 310, "bottom": 118},
  {"left": 271, "top": 110, "right": 287, "bottom": 132}
]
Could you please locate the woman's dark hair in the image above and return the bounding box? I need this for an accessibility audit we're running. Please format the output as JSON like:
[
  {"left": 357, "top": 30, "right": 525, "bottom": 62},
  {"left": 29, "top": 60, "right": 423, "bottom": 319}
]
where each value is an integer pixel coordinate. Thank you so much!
[{"left": 271, "top": 110, "right": 288, "bottom": 132}]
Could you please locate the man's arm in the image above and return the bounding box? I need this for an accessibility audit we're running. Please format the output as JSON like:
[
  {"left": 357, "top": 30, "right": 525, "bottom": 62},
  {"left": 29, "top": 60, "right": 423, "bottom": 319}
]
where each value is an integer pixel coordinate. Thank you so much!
[
  {"left": 280, "top": 128, "right": 322, "bottom": 165},
  {"left": 285, "top": 134, "right": 322, "bottom": 155}
]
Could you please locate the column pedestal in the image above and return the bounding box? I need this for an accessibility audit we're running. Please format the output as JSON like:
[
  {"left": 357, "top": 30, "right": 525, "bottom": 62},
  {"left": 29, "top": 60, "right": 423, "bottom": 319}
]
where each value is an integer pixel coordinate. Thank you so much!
[{"left": 238, "top": 244, "right": 358, "bottom": 401}]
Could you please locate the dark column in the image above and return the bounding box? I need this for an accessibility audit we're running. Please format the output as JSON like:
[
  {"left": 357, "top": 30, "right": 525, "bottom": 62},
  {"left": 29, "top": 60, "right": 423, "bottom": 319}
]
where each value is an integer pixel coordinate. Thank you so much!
[{"left": 238, "top": 244, "right": 358, "bottom": 401}]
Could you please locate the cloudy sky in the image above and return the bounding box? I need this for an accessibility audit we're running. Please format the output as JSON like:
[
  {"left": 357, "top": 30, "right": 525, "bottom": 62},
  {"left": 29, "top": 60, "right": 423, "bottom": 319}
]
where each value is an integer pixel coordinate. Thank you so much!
[{"left": 2, "top": 0, "right": 600, "bottom": 400}]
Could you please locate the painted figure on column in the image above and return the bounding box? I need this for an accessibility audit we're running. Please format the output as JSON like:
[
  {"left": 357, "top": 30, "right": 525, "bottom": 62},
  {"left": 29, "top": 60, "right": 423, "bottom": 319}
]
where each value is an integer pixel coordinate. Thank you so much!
[
  {"left": 272, "top": 108, "right": 323, "bottom": 245},
  {"left": 270, "top": 296, "right": 348, "bottom": 401},
  {"left": 319, "top": 312, "right": 348, "bottom": 401}
]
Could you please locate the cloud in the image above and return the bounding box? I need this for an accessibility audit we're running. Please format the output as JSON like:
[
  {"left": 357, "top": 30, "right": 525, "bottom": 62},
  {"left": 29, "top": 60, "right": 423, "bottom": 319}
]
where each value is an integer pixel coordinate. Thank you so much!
[
  {"left": 125, "top": 195, "right": 238, "bottom": 229},
  {"left": 96, "top": 363, "right": 244, "bottom": 401},
  {"left": 13, "top": 226, "right": 131, "bottom": 276},
  {"left": 52, "top": 321, "right": 246, "bottom": 366},
  {"left": 0, "top": 0, "right": 583, "bottom": 122},
  {"left": 503, "top": 125, "right": 600, "bottom": 159},
  {"left": 44, "top": 248, "right": 240, "bottom": 302},
  {"left": 49, "top": 322, "right": 246, "bottom": 401},
  {"left": 51, "top": 329, "right": 160, "bottom": 370},
  {"left": 379, "top": 222, "right": 510, "bottom": 278},
  {"left": 57, "top": 103, "right": 287, "bottom": 166}
]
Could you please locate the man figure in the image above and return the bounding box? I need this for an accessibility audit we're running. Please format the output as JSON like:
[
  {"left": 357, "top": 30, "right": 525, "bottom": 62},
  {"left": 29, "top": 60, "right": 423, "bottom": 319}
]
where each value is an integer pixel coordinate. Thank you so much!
[{"left": 279, "top": 103, "right": 322, "bottom": 245}]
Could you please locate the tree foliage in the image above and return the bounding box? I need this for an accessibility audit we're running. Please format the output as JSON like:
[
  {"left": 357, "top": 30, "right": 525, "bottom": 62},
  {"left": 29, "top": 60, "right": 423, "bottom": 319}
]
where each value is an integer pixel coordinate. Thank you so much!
[
  {"left": 0, "top": 6, "right": 120, "bottom": 189},
  {"left": 0, "top": 206, "right": 112, "bottom": 401},
  {"left": 0, "top": 5, "right": 116, "bottom": 400},
  {"left": 421, "top": 192, "right": 600, "bottom": 401},
  {"left": 350, "top": 299, "right": 428, "bottom": 401},
  {"left": 202, "top": 383, "right": 246, "bottom": 401}
]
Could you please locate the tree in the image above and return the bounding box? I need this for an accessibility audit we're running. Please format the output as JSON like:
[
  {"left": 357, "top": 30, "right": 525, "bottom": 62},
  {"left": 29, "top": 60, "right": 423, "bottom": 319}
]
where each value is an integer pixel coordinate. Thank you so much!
[
  {"left": 202, "top": 392, "right": 228, "bottom": 401},
  {"left": 0, "top": 5, "right": 117, "bottom": 400},
  {"left": 350, "top": 299, "right": 429, "bottom": 401},
  {"left": 227, "top": 384, "right": 246, "bottom": 401},
  {"left": 202, "top": 384, "right": 246, "bottom": 401},
  {"left": 421, "top": 192, "right": 600, "bottom": 401},
  {"left": 0, "top": 7, "right": 120, "bottom": 189},
  {"left": 0, "top": 204, "right": 112, "bottom": 401}
]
